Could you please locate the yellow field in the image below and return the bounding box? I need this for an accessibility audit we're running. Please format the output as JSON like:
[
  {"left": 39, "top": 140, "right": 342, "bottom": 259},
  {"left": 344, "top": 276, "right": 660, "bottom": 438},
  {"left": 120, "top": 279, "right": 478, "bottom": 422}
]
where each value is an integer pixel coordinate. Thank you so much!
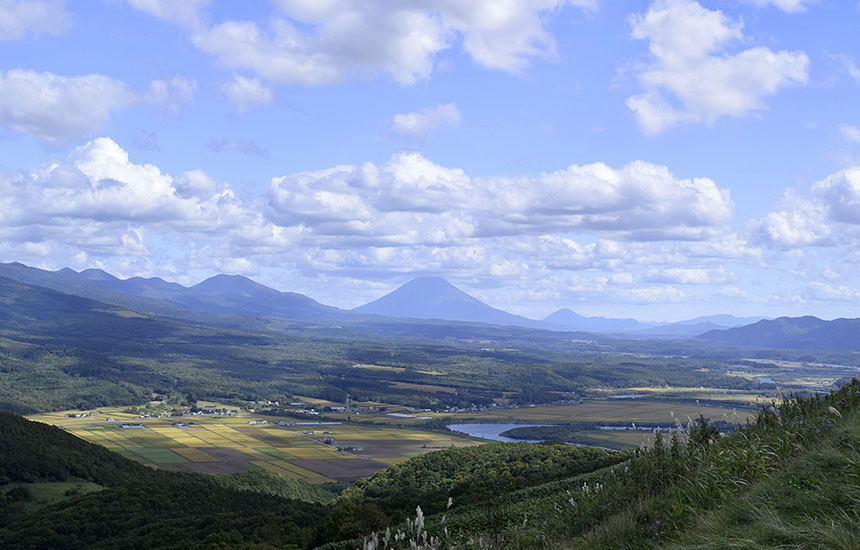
[
  {"left": 29, "top": 396, "right": 760, "bottom": 482},
  {"left": 353, "top": 364, "right": 406, "bottom": 373},
  {"left": 452, "top": 399, "right": 754, "bottom": 425},
  {"left": 29, "top": 408, "right": 477, "bottom": 483},
  {"left": 614, "top": 387, "right": 774, "bottom": 404},
  {"left": 389, "top": 381, "right": 457, "bottom": 394}
]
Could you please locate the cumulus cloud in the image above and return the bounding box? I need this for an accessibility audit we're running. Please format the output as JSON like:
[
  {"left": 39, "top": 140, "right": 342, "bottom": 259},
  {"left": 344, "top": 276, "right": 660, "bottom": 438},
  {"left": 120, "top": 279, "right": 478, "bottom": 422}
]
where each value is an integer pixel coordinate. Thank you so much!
[
  {"left": 129, "top": 0, "right": 594, "bottom": 86},
  {"left": 267, "top": 151, "right": 734, "bottom": 245},
  {"left": 752, "top": 167, "right": 860, "bottom": 248},
  {"left": 392, "top": 103, "right": 460, "bottom": 138},
  {"left": 0, "top": 137, "right": 294, "bottom": 272},
  {"left": 144, "top": 75, "right": 197, "bottom": 116},
  {"left": 220, "top": 74, "right": 274, "bottom": 114},
  {"left": 1, "top": 140, "right": 762, "bottom": 316},
  {"left": 0, "top": 70, "right": 135, "bottom": 144},
  {"left": 0, "top": 70, "right": 196, "bottom": 144},
  {"left": 627, "top": 0, "right": 809, "bottom": 134},
  {"left": 0, "top": 0, "right": 71, "bottom": 40}
]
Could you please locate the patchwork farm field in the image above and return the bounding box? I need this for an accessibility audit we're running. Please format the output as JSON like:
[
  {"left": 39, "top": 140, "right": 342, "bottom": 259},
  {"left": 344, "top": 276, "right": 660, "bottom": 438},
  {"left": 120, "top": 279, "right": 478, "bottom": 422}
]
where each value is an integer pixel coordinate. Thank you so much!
[
  {"left": 28, "top": 397, "right": 759, "bottom": 480},
  {"left": 29, "top": 409, "right": 477, "bottom": 483}
]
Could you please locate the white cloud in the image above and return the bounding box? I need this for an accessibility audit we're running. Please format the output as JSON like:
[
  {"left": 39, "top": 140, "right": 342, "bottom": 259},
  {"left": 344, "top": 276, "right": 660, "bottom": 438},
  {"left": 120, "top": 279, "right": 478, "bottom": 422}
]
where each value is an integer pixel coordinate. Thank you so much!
[
  {"left": 752, "top": 167, "right": 860, "bottom": 248},
  {"left": 0, "top": 138, "right": 293, "bottom": 270},
  {"left": 130, "top": 0, "right": 594, "bottom": 86},
  {"left": 122, "top": 0, "right": 207, "bottom": 28},
  {"left": 220, "top": 74, "right": 274, "bottom": 114},
  {"left": 1, "top": 140, "right": 774, "bottom": 316},
  {"left": 743, "top": 0, "right": 816, "bottom": 12},
  {"left": 0, "top": 70, "right": 196, "bottom": 144},
  {"left": 145, "top": 75, "right": 197, "bottom": 116},
  {"left": 0, "top": 0, "right": 71, "bottom": 40},
  {"left": 805, "top": 282, "right": 860, "bottom": 302},
  {"left": 752, "top": 200, "right": 830, "bottom": 248},
  {"left": 392, "top": 103, "right": 460, "bottom": 138},
  {"left": 810, "top": 167, "right": 860, "bottom": 225},
  {"left": 267, "top": 152, "right": 734, "bottom": 245},
  {"left": 716, "top": 286, "right": 757, "bottom": 301},
  {"left": 841, "top": 125, "right": 860, "bottom": 144},
  {"left": 627, "top": 0, "right": 809, "bottom": 134},
  {"left": 645, "top": 266, "right": 733, "bottom": 284},
  {"left": 0, "top": 70, "right": 135, "bottom": 144},
  {"left": 218, "top": 257, "right": 259, "bottom": 276}
]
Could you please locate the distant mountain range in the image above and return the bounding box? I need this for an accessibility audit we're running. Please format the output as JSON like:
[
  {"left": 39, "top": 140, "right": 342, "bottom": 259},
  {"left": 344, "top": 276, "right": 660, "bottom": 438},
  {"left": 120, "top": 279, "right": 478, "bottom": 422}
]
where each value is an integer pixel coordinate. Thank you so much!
[
  {"left": 69, "top": 268, "right": 346, "bottom": 322},
  {"left": 543, "top": 308, "right": 658, "bottom": 333},
  {"left": 0, "top": 262, "right": 816, "bottom": 343},
  {"left": 0, "top": 262, "right": 348, "bottom": 327},
  {"left": 697, "top": 316, "right": 860, "bottom": 350},
  {"left": 542, "top": 308, "right": 765, "bottom": 337}
]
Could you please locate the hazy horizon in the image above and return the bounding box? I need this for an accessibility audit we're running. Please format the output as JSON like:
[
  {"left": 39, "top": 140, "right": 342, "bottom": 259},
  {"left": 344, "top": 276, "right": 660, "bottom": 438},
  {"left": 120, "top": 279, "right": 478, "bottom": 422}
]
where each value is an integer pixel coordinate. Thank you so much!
[{"left": 2, "top": 1, "right": 859, "bottom": 321}]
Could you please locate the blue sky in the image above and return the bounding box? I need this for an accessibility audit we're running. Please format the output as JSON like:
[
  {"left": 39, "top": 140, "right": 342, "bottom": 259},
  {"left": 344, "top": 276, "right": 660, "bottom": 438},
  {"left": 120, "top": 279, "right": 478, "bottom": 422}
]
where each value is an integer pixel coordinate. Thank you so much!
[{"left": 1, "top": 0, "right": 860, "bottom": 321}]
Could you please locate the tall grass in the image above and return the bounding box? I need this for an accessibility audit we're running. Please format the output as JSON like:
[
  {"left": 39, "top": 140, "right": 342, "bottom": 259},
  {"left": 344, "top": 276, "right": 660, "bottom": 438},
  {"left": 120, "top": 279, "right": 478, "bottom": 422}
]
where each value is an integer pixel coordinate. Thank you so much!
[{"left": 355, "top": 379, "right": 860, "bottom": 549}]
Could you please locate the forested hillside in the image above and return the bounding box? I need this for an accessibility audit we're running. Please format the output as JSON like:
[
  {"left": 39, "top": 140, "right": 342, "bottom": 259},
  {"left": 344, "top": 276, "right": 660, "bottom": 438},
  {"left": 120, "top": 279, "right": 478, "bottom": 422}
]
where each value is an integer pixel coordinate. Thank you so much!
[
  {"left": 0, "top": 411, "right": 333, "bottom": 549},
  {"left": 0, "top": 275, "right": 767, "bottom": 415}
]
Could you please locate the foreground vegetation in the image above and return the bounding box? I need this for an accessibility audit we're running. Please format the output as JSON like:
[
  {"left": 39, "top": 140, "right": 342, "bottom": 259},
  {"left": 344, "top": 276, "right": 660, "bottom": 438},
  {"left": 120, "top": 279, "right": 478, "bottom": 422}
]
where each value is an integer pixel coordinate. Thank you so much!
[
  {"left": 3, "top": 379, "right": 860, "bottom": 548},
  {"left": 337, "top": 379, "right": 860, "bottom": 549}
]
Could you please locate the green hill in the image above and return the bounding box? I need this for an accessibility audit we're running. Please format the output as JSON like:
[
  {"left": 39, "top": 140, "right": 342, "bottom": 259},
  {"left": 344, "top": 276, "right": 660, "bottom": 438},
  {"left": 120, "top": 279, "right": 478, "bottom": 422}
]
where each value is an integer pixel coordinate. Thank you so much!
[
  {"left": 322, "top": 379, "right": 860, "bottom": 549},
  {"left": 341, "top": 441, "right": 626, "bottom": 518},
  {"left": 0, "top": 411, "right": 331, "bottom": 549}
]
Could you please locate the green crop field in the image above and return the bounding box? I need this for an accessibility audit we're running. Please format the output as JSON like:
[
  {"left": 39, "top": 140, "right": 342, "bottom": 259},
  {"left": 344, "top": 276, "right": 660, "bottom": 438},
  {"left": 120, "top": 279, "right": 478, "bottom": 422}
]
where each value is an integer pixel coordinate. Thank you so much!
[{"left": 29, "top": 408, "right": 478, "bottom": 483}]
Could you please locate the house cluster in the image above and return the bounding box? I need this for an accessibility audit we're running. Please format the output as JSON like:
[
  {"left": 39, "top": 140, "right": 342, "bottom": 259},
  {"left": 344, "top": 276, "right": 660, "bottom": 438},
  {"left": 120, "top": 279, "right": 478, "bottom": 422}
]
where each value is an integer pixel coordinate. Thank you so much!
[
  {"left": 288, "top": 408, "right": 320, "bottom": 416},
  {"left": 118, "top": 423, "right": 144, "bottom": 429},
  {"left": 65, "top": 412, "right": 91, "bottom": 418},
  {"left": 247, "top": 420, "right": 268, "bottom": 425}
]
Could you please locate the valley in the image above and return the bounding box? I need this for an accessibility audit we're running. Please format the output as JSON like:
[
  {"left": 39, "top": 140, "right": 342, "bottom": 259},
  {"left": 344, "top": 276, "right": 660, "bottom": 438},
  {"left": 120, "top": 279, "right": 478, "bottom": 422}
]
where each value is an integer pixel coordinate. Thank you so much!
[{"left": 2, "top": 263, "right": 860, "bottom": 549}]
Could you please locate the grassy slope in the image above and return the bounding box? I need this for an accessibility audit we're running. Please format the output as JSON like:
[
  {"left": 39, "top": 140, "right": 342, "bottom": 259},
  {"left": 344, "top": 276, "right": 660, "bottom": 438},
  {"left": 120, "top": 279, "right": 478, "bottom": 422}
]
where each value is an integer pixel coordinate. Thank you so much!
[
  {"left": 667, "top": 414, "right": 860, "bottom": 549},
  {"left": 320, "top": 381, "right": 860, "bottom": 550}
]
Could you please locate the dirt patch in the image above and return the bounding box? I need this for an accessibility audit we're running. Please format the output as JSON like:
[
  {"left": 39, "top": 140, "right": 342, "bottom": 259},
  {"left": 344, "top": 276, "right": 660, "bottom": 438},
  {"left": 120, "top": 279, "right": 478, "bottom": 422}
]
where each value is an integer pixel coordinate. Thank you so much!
[
  {"left": 179, "top": 461, "right": 248, "bottom": 474},
  {"left": 289, "top": 458, "right": 386, "bottom": 481},
  {"left": 234, "top": 428, "right": 291, "bottom": 445},
  {"left": 204, "top": 447, "right": 257, "bottom": 462}
]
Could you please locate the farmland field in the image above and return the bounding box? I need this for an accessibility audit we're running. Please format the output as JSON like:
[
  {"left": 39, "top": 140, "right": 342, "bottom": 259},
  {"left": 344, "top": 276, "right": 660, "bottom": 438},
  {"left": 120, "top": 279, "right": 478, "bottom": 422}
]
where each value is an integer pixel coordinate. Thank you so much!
[
  {"left": 28, "top": 396, "right": 758, "bottom": 480},
  {"left": 454, "top": 398, "right": 754, "bottom": 425},
  {"left": 29, "top": 409, "right": 477, "bottom": 483}
]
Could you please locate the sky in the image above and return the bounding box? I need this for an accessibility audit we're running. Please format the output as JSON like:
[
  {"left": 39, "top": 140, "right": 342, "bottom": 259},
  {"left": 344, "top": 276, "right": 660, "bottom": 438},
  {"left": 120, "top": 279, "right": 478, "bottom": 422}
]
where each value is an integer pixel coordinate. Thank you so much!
[{"left": 1, "top": 0, "right": 860, "bottom": 322}]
